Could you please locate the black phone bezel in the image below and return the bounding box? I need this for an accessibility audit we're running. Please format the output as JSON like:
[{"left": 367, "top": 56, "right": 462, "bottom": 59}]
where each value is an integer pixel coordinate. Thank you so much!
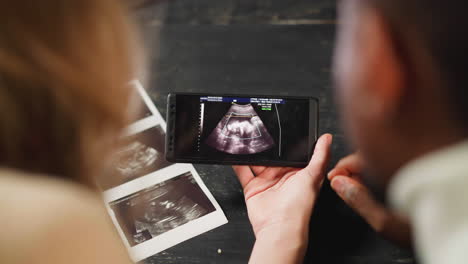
[{"left": 165, "top": 92, "right": 319, "bottom": 168}]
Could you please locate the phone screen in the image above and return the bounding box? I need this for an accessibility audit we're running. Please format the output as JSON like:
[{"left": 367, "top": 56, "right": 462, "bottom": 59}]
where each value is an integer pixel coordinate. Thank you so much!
[{"left": 167, "top": 94, "right": 318, "bottom": 167}]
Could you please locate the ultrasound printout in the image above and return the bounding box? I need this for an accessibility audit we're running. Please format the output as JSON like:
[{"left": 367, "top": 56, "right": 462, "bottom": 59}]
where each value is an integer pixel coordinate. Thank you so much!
[
  {"left": 102, "top": 81, "right": 228, "bottom": 262},
  {"left": 109, "top": 172, "right": 216, "bottom": 247}
]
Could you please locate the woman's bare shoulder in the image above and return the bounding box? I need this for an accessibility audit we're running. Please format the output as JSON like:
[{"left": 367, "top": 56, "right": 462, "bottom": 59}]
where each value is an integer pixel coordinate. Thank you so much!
[{"left": 0, "top": 169, "right": 132, "bottom": 264}]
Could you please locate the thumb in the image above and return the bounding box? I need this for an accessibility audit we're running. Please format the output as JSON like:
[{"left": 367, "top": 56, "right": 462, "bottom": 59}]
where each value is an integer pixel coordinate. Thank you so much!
[
  {"left": 305, "top": 134, "right": 333, "bottom": 177},
  {"left": 330, "top": 176, "right": 388, "bottom": 232}
]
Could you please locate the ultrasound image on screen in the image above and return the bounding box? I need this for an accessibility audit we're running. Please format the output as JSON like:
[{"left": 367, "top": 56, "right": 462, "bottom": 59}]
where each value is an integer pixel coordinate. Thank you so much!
[
  {"left": 205, "top": 103, "right": 275, "bottom": 154},
  {"left": 173, "top": 95, "right": 314, "bottom": 164}
]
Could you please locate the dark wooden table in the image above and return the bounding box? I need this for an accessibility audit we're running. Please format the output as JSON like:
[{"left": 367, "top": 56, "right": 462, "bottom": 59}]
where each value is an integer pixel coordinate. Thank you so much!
[{"left": 135, "top": 1, "right": 416, "bottom": 263}]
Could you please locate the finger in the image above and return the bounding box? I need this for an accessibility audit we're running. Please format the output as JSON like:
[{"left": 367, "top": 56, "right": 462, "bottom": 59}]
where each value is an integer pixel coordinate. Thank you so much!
[
  {"left": 305, "top": 134, "right": 333, "bottom": 177},
  {"left": 232, "top": 166, "right": 254, "bottom": 188},
  {"left": 330, "top": 175, "right": 413, "bottom": 247},
  {"left": 328, "top": 154, "right": 363, "bottom": 180},
  {"left": 330, "top": 175, "right": 388, "bottom": 231},
  {"left": 335, "top": 153, "right": 363, "bottom": 173},
  {"left": 250, "top": 166, "right": 267, "bottom": 176},
  {"left": 327, "top": 167, "right": 350, "bottom": 180}
]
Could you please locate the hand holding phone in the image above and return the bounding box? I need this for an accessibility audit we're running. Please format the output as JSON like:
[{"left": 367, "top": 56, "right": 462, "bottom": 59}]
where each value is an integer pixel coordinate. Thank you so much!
[{"left": 234, "top": 134, "right": 333, "bottom": 264}]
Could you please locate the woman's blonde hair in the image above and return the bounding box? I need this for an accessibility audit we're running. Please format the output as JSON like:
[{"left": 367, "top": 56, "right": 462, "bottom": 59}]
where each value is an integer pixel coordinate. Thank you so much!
[{"left": 0, "top": 0, "right": 140, "bottom": 185}]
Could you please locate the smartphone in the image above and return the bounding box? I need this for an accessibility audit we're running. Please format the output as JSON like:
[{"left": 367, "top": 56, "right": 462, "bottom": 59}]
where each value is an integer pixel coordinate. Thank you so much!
[{"left": 166, "top": 93, "right": 318, "bottom": 167}]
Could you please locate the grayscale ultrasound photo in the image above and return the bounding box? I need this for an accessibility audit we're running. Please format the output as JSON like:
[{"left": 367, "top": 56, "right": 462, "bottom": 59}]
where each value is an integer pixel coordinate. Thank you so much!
[
  {"left": 98, "top": 125, "right": 172, "bottom": 190},
  {"left": 133, "top": 96, "right": 153, "bottom": 122},
  {"left": 205, "top": 103, "right": 275, "bottom": 154},
  {"left": 109, "top": 172, "right": 216, "bottom": 246},
  {"left": 128, "top": 82, "right": 153, "bottom": 123}
]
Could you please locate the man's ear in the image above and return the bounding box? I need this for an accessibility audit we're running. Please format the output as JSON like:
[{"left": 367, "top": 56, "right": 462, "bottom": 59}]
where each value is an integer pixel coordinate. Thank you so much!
[{"left": 359, "top": 7, "right": 407, "bottom": 120}]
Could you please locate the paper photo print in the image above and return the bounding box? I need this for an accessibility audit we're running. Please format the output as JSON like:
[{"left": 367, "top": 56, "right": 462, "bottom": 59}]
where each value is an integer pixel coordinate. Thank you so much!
[
  {"left": 103, "top": 165, "right": 228, "bottom": 262},
  {"left": 109, "top": 171, "right": 216, "bottom": 246},
  {"left": 133, "top": 95, "right": 153, "bottom": 122},
  {"left": 127, "top": 80, "right": 166, "bottom": 134},
  {"left": 100, "top": 125, "right": 172, "bottom": 190},
  {"left": 127, "top": 81, "right": 154, "bottom": 123},
  {"left": 101, "top": 81, "right": 228, "bottom": 262}
]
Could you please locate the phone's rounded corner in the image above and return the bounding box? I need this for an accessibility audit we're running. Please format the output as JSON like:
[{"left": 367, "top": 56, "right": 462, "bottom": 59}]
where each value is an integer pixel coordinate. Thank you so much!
[{"left": 164, "top": 154, "right": 176, "bottom": 164}]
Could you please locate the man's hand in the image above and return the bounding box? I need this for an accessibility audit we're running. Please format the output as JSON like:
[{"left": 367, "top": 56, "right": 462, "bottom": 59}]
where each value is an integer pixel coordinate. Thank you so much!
[
  {"left": 328, "top": 153, "right": 412, "bottom": 247},
  {"left": 233, "top": 134, "right": 333, "bottom": 264}
]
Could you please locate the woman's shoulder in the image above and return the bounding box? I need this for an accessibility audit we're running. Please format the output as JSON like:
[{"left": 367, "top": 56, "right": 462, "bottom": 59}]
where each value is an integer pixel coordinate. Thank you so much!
[
  {"left": 1, "top": 168, "right": 96, "bottom": 201},
  {"left": 0, "top": 168, "right": 131, "bottom": 264},
  {"left": 0, "top": 168, "right": 104, "bottom": 223}
]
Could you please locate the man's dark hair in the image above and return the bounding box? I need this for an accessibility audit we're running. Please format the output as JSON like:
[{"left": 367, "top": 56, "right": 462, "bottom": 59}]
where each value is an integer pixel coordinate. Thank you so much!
[{"left": 368, "top": 0, "right": 468, "bottom": 127}]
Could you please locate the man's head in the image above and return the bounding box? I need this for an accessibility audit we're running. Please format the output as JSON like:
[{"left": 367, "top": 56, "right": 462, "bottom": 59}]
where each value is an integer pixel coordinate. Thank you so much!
[{"left": 333, "top": 0, "right": 468, "bottom": 188}]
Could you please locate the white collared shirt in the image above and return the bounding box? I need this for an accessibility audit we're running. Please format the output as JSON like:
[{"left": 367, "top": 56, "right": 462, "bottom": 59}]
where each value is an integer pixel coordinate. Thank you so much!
[{"left": 389, "top": 140, "right": 468, "bottom": 264}]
